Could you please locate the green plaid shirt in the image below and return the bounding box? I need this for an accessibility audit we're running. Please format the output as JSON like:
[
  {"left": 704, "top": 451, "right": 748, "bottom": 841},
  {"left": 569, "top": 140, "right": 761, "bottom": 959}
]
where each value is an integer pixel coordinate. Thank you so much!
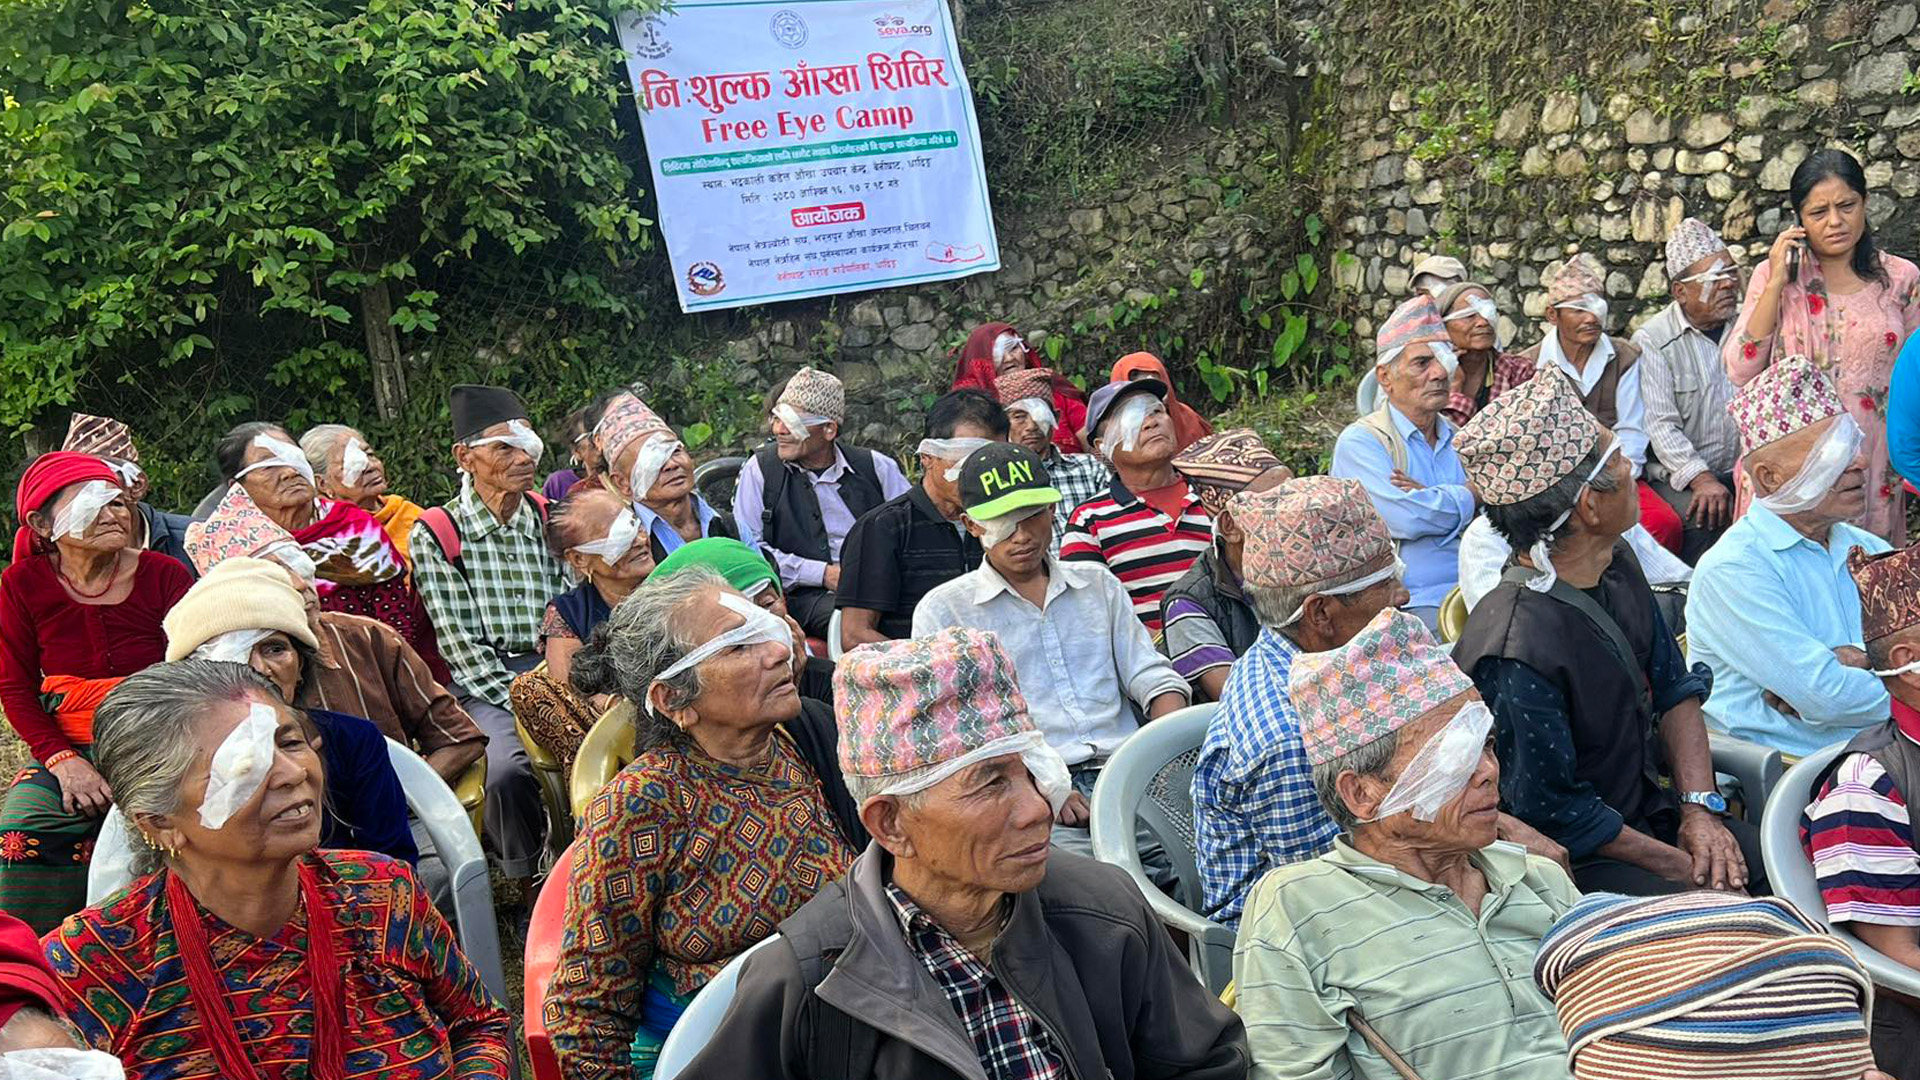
[
  {"left": 409, "top": 481, "right": 568, "bottom": 708},
  {"left": 1044, "top": 449, "right": 1111, "bottom": 554}
]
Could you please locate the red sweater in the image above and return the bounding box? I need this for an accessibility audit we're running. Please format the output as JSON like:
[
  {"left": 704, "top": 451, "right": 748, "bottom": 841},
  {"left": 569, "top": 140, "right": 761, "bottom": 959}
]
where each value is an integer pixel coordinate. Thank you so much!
[{"left": 0, "top": 552, "right": 191, "bottom": 763}]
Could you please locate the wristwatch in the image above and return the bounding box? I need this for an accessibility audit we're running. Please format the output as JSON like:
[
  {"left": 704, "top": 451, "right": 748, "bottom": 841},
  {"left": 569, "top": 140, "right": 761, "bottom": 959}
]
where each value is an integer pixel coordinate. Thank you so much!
[{"left": 1680, "top": 790, "right": 1729, "bottom": 815}]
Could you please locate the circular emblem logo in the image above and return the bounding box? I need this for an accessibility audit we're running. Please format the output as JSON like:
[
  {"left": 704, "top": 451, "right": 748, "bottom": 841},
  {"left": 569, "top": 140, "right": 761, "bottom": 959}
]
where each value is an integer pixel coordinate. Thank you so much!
[
  {"left": 769, "top": 9, "right": 809, "bottom": 49},
  {"left": 686, "top": 261, "right": 726, "bottom": 298},
  {"left": 627, "top": 14, "right": 672, "bottom": 60}
]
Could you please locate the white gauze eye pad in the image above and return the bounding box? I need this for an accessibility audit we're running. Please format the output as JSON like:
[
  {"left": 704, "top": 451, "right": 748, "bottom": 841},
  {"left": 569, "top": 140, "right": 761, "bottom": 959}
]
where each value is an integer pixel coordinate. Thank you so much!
[
  {"left": 51, "top": 480, "right": 121, "bottom": 541},
  {"left": 200, "top": 702, "right": 281, "bottom": 830},
  {"left": 340, "top": 439, "right": 371, "bottom": 486},
  {"left": 647, "top": 593, "right": 794, "bottom": 715},
  {"left": 575, "top": 507, "right": 641, "bottom": 563},
  {"left": 470, "top": 419, "right": 546, "bottom": 465},
  {"left": 1099, "top": 394, "right": 1162, "bottom": 456},
  {"left": 234, "top": 435, "right": 315, "bottom": 485},
  {"left": 190, "top": 627, "right": 273, "bottom": 664},
  {"left": 630, "top": 435, "right": 683, "bottom": 499}
]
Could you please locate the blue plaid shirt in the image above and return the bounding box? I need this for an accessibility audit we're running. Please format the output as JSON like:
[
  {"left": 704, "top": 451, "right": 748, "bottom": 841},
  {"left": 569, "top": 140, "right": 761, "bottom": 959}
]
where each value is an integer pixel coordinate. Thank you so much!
[{"left": 1191, "top": 627, "right": 1340, "bottom": 927}]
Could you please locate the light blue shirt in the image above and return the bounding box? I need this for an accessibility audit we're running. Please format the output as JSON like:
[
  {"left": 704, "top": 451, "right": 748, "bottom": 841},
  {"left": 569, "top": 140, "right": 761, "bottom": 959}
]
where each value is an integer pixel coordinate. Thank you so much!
[
  {"left": 1330, "top": 405, "right": 1475, "bottom": 610},
  {"left": 1687, "top": 502, "right": 1891, "bottom": 757},
  {"left": 635, "top": 493, "right": 719, "bottom": 557}
]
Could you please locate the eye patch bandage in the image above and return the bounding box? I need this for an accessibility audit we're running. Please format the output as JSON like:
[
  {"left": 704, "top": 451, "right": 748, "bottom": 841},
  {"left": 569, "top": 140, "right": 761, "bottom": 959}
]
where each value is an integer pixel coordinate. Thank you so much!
[
  {"left": 233, "top": 435, "right": 316, "bottom": 485},
  {"left": 199, "top": 702, "right": 281, "bottom": 830}
]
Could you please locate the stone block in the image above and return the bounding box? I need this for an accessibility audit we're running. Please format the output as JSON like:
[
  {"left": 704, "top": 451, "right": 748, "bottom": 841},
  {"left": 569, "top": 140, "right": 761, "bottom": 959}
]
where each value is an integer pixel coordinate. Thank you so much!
[
  {"left": 1891, "top": 103, "right": 1920, "bottom": 128},
  {"left": 1870, "top": 160, "right": 1897, "bottom": 189},
  {"left": 1759, "top": 141, "right": 1809, "bottom": 190},
  {"left": 1899, "top": 129, "right": 1920, "bottom": 157},
  {"left": 1540, "top": 91, "right": 1579, "bottom": 134},
  {"left": 1625, "top": 108, "right": 1671, "bottom": 145},
  {"left": 1413, "top": 179, "right": 1444, "bottom": 204},
  {"left": 1895, "top": 166, "right": 1920, "bottom": 198},
  {"left": 1521, "top": 145, "right": 1553, "bottom": 177},
  {"left": 1407, "top": 208, "right": 1430, "bottom": 237},
  {"left": 1706, "top": 172, "right": 1735, "bottom": 200},
  {"left": 1876, "top": 4, "right": 1919, "bottom": 47},
  {"left": 1553, "top": 148, "right": 1589, "bottom": 178},
  {"left": 1800, "top": 79, "right": 1840, "bottom": 108},
  {"left": 1736, "top": 94, "right": 1779, "bottom": 126},
  {"left": 850, "top": 298, "right": 886, "bottom": 328},
  {"left": 1681, "top": 112, "right": 1734, "bottom": 148},
  {"left": 1599, "top": 214, "right": 1631, "bottom": 241},
  {"left": 1652, "top": 147, "right": 1675, "bottom": 170},
  {"left": 1626, "top": 148, "right": 1650, "bottom": 171},
  {"left": 1606, "top": 93, "right": 1634, "bottom": 123},
  {"left": 1067, "top": 208, "right": 1106, "bottom": 236},
  {"left": 1637, "top": 264, "right": 1669, "bottom": 299},
  {"left": 1389, "top": 88, "right": 1411, "bottom": 112},
  {"left": 1404, "top": 157, "right": 1426, "bottom": 184},
  {"left": 1847, "top": 52, "right": 1912, "bottom": 97},
  {"left": 1675, "top": 149, "right": 1729, "bottom": 175},
  {"left": 1371, "top": 155, "right": 1405, "bottom": 187},
  {"left": 1494, "top": 102, "right": 1533, "bottom": 145},
  {"left": 906, "top": 295, "right": 936, "bottom": 323},
  {"left": 1606, "top": 271, "right": 1633, "bottom": 296},
  {"left": 1734, "top": 134, "right": 1765, "bottom": 163},
  {"left": 1631, "top": 198, "right": 1664, "bottom": 242}
]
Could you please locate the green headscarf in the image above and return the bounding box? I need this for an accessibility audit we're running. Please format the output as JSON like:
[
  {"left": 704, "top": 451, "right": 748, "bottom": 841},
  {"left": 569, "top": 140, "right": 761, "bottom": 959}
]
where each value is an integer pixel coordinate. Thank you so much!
[{"left": 652, "top": 536, "right": 781, "bottom": 598}]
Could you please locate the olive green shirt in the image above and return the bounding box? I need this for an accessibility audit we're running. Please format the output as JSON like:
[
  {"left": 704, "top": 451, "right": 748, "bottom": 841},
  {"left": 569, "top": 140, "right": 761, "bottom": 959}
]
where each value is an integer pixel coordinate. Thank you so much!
[{"left": 1234, "top": 837, "right": 1578, "bottom": 1080}]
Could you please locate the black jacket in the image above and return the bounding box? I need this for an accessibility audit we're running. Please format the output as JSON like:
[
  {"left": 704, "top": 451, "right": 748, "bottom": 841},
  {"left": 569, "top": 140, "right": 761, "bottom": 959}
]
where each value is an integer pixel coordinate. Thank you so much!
[{"left": 676, "top": 844, "right": 1249, "bottom": 1080}]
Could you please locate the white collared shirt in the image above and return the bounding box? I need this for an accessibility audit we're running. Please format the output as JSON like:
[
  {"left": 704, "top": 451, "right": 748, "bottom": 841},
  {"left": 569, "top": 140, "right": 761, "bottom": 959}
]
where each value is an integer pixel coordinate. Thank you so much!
[
  {"left": 911, "top": 555, "right": 1188, "bottom": 764},
  {"left": 1536, "top": 329, "right": 1651, "bottom": 476}
]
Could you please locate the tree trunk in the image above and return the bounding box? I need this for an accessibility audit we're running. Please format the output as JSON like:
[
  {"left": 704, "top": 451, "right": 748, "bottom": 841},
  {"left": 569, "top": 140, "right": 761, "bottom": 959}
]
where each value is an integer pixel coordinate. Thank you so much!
[{"left": 360, "top": 281, "right": 408, "bottom": 421}]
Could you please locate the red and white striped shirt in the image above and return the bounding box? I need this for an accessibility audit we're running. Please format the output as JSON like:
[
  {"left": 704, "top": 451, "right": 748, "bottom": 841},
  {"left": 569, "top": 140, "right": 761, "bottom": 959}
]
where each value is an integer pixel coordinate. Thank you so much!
[{"left": 1060, "top": 479, "right": 1213, "bottom": 634}]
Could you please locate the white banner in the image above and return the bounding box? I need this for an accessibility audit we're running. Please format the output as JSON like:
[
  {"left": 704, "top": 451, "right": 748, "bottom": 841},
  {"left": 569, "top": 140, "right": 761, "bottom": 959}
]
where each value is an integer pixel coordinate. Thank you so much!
[{"left": 617, "top": 0, "right": 1001, "bottom": 313}]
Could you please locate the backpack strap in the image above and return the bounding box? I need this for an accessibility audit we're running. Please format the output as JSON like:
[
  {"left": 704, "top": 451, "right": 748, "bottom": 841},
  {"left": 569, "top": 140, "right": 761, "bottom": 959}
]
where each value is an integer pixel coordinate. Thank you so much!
[
  {"left": 755, "top": 445, "right": 788, "bottom": 544},
  {"left": 839, "top": 445, "right": 880, "bottom": 490},
  {"left": 1499, "top": 563, "right": 1655, "bottom": 722},
  {"left": 418, "top": 507, "right": 464, "bottom": 578}
]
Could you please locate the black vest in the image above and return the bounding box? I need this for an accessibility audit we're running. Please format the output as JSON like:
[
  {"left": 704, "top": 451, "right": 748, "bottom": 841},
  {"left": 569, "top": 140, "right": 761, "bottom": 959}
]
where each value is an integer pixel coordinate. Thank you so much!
[
  {"left": 1159, "top": 545, "right": 1260, "bottom": 660},
  {"left": 1815, "top": 720, "right": 1920, "bottom": 846},
  {"left": 1453, "top": 542, "right": 1677, "bottom": 832},
  {"left": 754, "top": 444, "right": 886, "bottom": 564}
]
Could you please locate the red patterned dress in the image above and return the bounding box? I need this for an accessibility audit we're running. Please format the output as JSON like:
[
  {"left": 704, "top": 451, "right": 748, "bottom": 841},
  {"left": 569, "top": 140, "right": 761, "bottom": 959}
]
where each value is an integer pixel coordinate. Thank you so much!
[
  {"left": 546, "top": 727, "right": 856, "bottom": 1079},
  {"left": 43, "top": 849, "right": 511, "bottom": 1079}
]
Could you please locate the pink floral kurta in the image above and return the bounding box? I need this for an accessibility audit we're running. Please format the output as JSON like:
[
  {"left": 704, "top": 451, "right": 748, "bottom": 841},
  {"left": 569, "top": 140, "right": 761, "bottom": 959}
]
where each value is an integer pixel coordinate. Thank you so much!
[{"left": 1724, "top": 252, "right": 1920, "bottom": 542}]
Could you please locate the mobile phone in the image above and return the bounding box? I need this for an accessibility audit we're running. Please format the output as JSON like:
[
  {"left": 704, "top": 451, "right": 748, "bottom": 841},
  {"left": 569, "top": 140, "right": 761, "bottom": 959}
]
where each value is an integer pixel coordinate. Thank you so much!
[{"left": 1788, "top": 241, "right": 1800, "bottom": 284}]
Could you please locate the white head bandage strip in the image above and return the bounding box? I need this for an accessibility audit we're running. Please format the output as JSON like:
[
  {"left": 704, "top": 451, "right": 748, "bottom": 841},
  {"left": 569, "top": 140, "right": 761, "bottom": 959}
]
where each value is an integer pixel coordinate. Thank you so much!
[
  {"left": 468, "top": 418, "right": 546, "bottom": 465},
  {"left": 106, "top": 459, "right": 144, "bottom": 490},
  {"left": 1553, "top": 294, "right": 1610, "bottom": 321},
  {"left": 1099, "top": 394, "right": 1164, "bottom": 457},
  {"left": 1757, "top": 413, "right": 1864, "bottom": 515},
  {"left": 1444, "top": 294, "right": 1499, "bottom": 326},
  {"left": 340, "top": 439, "right": 371, "bottom": 487},
  {"left": 1009, "top": 396, "right": 1058, "bottom": 433},
  {"left": 234, "top": 435, "right": 316, "bottom": 485},
  {"left": 574, "top": 506, "right": 641, "bottom": 563},
  {"left": 1, "top": 1048, "right": 130, "bottom": 1080},
  {"left": 1375, "top": 339, "right": 1460, "bottom": 375},
  {"left": 992, "top": 331, "right": 1023, "bottom": 364},
  {"left": 260, "top": 540, "right": 318, "bottom": 586},
  {"left": 1526, "top": 437, "right": 1622, "bottom": 593},
  {"left": 971, "top": 502, "right": 1048, "bottom": 550},
  {"left": 51, "top": 479, "right": 121, "bottom": 542},
  {"left": 199, "top": 701, "right": 280, "bottom": 830},
  {"left": 1676, "top": 256, "right": 1735, "bottom": 285},
  {"left": 773, "top": 403, "right": 832, "bottom": 439},
  {"left": 918, "top": 436, "right": 993, "bottom": 482},
  {"left": 875, "top": 728, "right": 1073, "bottom": 815},
  {"left": 648, "top": 593, "right": 793, "bottom": 716},
  {"left": 190, "top": 627, "right": 274, "bottom": 664},
  {"left": 1278, "top": 557, "right": 1407, "bottom": 628},
  {"left": 630, "top": 435, "right": 683, "bottom": 499},
  {"left": 1359, "top": 699, "right": 1494, "bottom": 823}
]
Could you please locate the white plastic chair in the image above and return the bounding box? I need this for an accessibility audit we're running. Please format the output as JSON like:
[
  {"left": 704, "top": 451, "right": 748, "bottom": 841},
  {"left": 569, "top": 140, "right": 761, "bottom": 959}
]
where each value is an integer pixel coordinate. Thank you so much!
[
  {"left": 87, "top": 739, "right": 509, "bottom": 1006},
  {"left": 1762, "top": 741, "right": 1920, "bottom": 998},
  {"left": 654, "top": 934, "right": 783, "bottom": 1080},
  {"left": 827, "top": 608, "right": 845, "bottom": 661},
  {"left": 1088, "top": 702, "right": 1234, "bottom": 995}
]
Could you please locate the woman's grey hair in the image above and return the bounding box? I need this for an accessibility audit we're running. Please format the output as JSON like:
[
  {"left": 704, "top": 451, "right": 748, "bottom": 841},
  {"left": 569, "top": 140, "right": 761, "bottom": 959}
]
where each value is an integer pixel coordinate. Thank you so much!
[
  {"left": 1245, "top": 557, "right": 1392, "bottom": 636},
  {"left": 92, "top": 660, "right": 285, "bottom": 875},
  {"left": 569, "top": 565, "right": 728, "bottom": 751},
  {"left": 1480, "top": 440, "right": 1622, "bottom": 554},
  {"left": 1310, "top": 729, "right": 1404, "bottom": 832},
  {"left": 299, "top": 424, "right": 364, "bottom": 484}
]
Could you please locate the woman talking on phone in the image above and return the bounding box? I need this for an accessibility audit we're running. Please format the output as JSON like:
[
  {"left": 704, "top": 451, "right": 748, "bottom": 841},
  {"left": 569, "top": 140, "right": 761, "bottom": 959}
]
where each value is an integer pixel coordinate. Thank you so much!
[{"left": 1726, "top": 148, "right": 1920, "bottom": 542}]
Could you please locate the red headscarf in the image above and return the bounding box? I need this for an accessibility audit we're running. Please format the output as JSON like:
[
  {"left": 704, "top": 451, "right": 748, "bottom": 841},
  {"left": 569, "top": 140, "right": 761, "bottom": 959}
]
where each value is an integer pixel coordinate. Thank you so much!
[
  {"left": 0, "top": 909, "right": 69, "bottom": 1027},
  {"left": 13, "top": 451, "right": 121, "bottom": 564},
  {"left": 953, "top": 322, "right": 1089, "bottom": 452},
  {"left": 1110, "top": 352, "right": 1214, "bottom": 453}
]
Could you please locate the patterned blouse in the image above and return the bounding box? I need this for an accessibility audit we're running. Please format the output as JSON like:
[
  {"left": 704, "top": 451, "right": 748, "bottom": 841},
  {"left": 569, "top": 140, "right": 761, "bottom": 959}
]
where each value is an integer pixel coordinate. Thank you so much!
[
  {"left": 43, "top": 850, "right": 512, "bottom": 1079},
  {"left": 546, "top": 728, "right": 856, "bottom": 1079}
]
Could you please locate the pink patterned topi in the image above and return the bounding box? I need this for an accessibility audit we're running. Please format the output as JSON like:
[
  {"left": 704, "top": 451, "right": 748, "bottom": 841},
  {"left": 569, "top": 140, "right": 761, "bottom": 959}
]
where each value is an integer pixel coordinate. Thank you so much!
[
  {"left": 1546, "top": 252, "right": 1607, "bottom": 306},
  {"left": 1375, "top": 294, "right": 1451, "bottom": 358},
  {"left": 834, "top": 626, "right": 1037, "bottom": 782},
  {"left": 594, "top": 390, "right": 673, "bottom": 466},
  {"left": 1289, "top": 607, "right": 1475, "bottom": 767},
  {"left": 1233, "top": 476, "right": 1394, "bottom": 592},
  {"left": 1455, "top": 367, "right": 1604, "bottom": 506},
  {"left": 779, "top": 366, "right": 846, "bottom": 423},
  {"left": 1666, "top": 217, "right": 1727, "bottom": 274},
  {"left": 1725, "top": 353, "right": 1845, "bottom": 453}
]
